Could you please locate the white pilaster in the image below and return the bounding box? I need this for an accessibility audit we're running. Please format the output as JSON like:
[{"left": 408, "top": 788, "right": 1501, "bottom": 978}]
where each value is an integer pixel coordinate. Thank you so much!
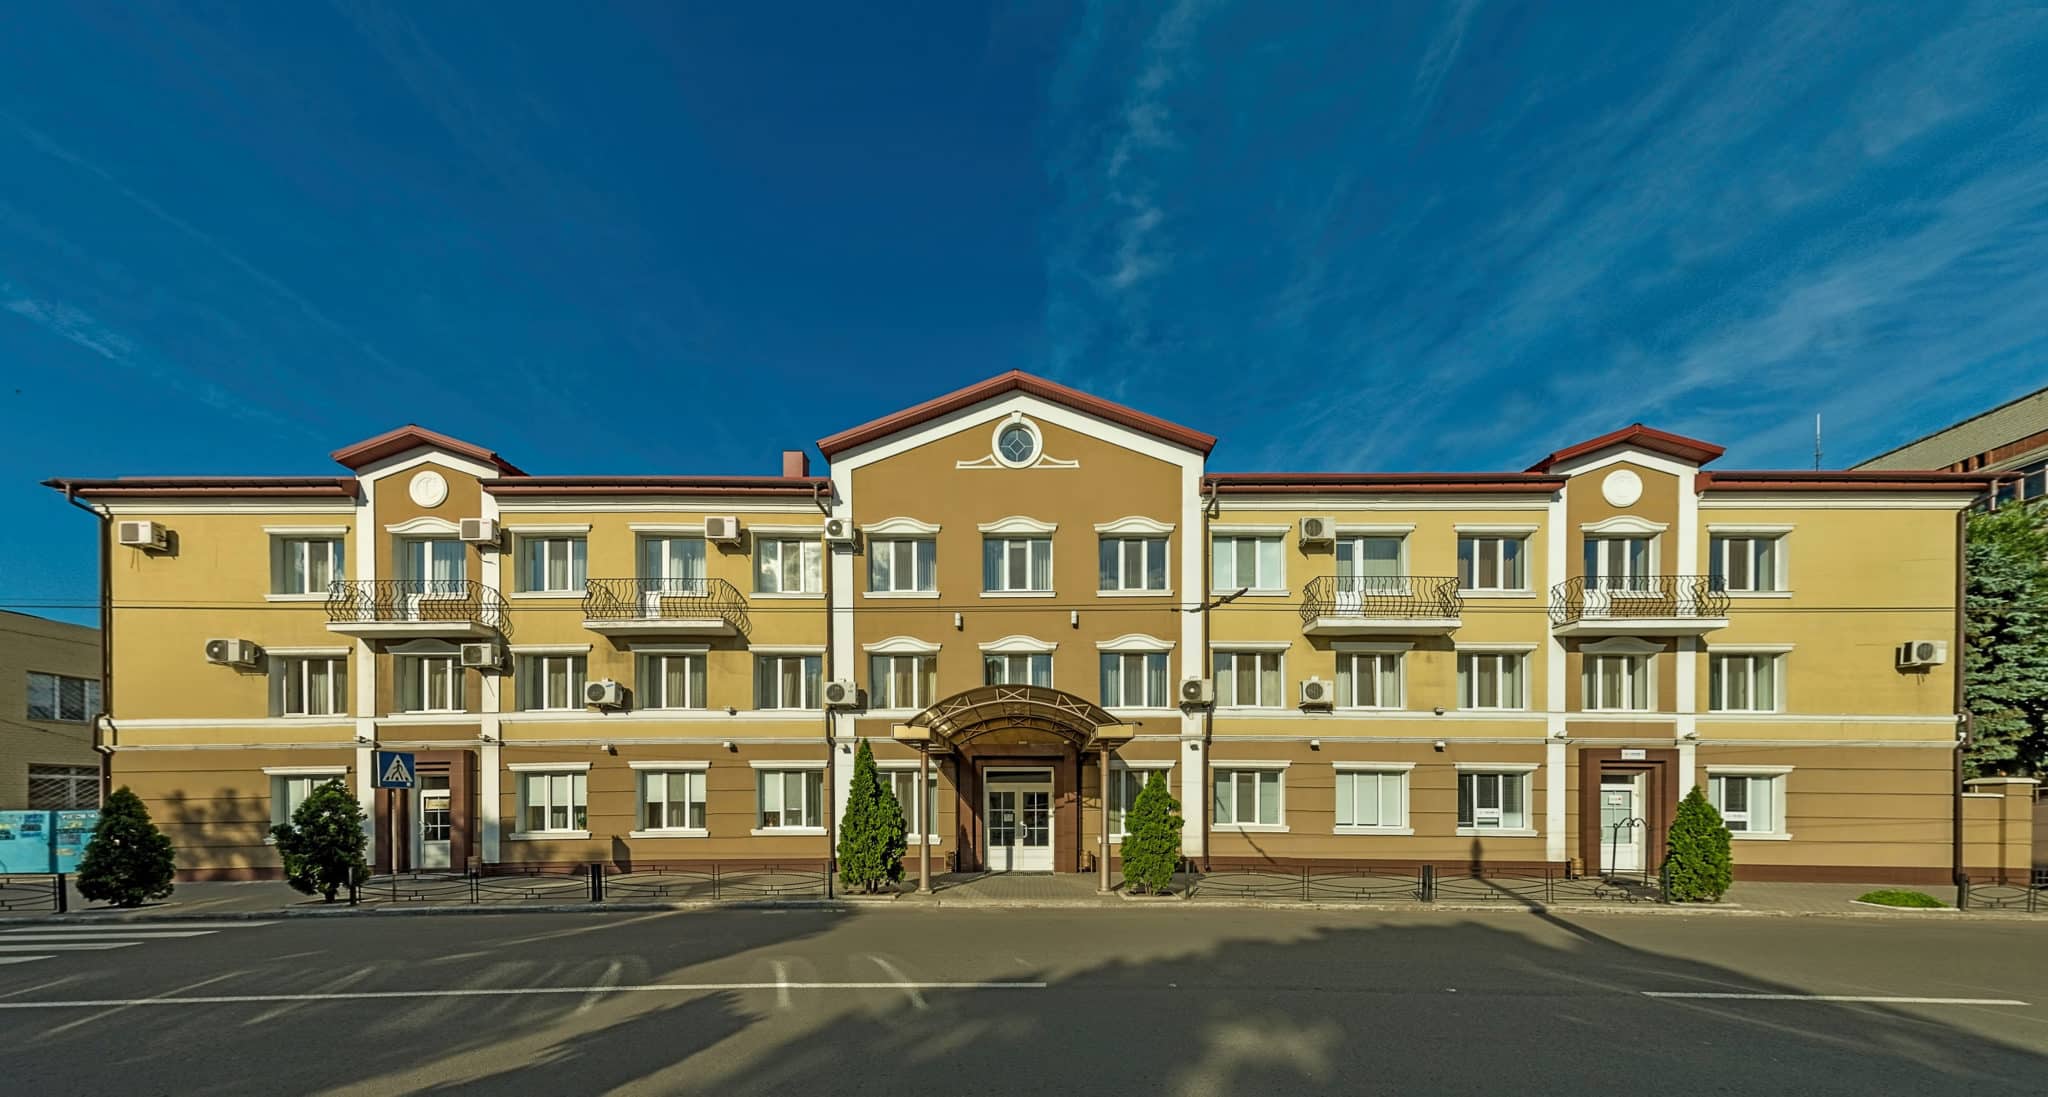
[
  {"left": 1676, "top": 635, "right": 1698, "bottom": 795},
  {"left": 1544, "top": 484, "right": 1569, "bottom": 863},
  {"left": 479, "top": 734, "right": 501, "bottom": 863},
  {"left": 1545, "top": 737, "right": 1567, "bottom": 862}
]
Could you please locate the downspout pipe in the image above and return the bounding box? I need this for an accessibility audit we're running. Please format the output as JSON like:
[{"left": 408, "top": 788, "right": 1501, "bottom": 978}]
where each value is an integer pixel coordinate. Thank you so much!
[
  {"left": 62, "top": 485, "right": 114, "bottom": 800},
  {"left": 1197, "top": 477, "right": 1218, "bottom": 870},
  {"left": 1952, "top": 479, "right": 1999, "bottom": 891}
]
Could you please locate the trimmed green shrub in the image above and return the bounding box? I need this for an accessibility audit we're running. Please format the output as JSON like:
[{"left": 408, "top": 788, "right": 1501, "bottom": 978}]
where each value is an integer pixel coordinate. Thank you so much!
[
  {"left": 1120, "top": 770, "right": 1185, "bottom": 894},
  {"left": 837, "top": 739, "right": 907, "bottom": 893},
  {"left": 75, "top": 785, "right": 176, "bottom": 908},
  {"left": 1857, "top": 889, "right": 1946, "bottom": 909},
  {"left": 271, "top": 778, "right": 368, "bottom": 901},
  {"left": 1662, "top": 785, "right": 1733, "bottom": 902}
]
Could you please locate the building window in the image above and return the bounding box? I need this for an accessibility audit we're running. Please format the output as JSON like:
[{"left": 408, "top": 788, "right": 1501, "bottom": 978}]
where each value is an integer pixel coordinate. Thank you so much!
[
  {"left": 272, "top": 537, "right": 345, "bottom": 595},
  {"left": 984, "top": 653, "right": 1052, "bottom": 687},
  {"left": 983, "top": 537, "right": 1053, "bottom": 592},
  {"left": 1335, "top": 536, "right": 1404, "bottom": 586},
  {"left": 401, "top": 538, "right": 466, "bottom": 591},
  {"left": 883, "top": 768, "right": 941, "bottom": 839},
  {"left": 270, "top": 656, "right": 347, "bottom": 717},
  {"left": 1584, "top": 536, "right": 1652, "bottom": 590},
  {"left": 1708, "top": 773, "right": 1785, "bottom": 835},
  {"left": 516, "top": 654, "right": 586, "bottom": 711},
  {"left": 270, "top": 772, "right": 346, "bottom": 828},
  {"left": 640, "top": 536, "right": 707, "bottom": 586},
  {"left": 1335, "top": 770, "right": 1406, "bottom": 830},
  {"left": 1457, "top": 771, "right": 1529, "bottom": 830},
  {"left": 517, "top": 535, "right": 588, "bottom": 593},
  {"left": 1213, "top": 650, "right": 1283, "bottom": 707},
  {"left": 1457, "top": 536, "right": 1526, "bottom": 592},
  {"left": 757, "top": 769, "right": 825, "bottom": 829},
  {"left": 997, "top": 422, "right": 1037, "bottom": 465},
  {"left": 640, "top": 769, "right": 706, "bottom": 831},
  {"left": 869, "top": 654, "right": 936, "bottom": 709},
  {"left": 869, "top": 538, "right": 937, "bottom": 593},
  {"left": 1211, "top": 535, "right": 1283, "bottom": 591},
  {"left": 26, "top": 672, "right": 100, "bottom": 723},
  {"left": 1335, "top": 652, "right": 1402, "bottom": 708},
  {"left": 1709, "top": 535, "right": 1781, "bottom": 593},
  {"left": 1107, "top": 765, "right": 1171, "bottom": 836},
  {"left": 1709, "top": 653, "right": 1780, "bottom": 712},
  {"left": 1584, "top": 653, "right": 1652, "bottom": 711},
  {"left": 27, "top": 765, "right": 99, "bottom": 810},
  {"left": 637, "top": 653, "right": 707, "bottom": 710},
  {"left": 520, "top": 771, "right": 588, "bottom": 833},
  {"left": 1100, "top": 652, "right": 1169, "bottom": 708},
  {"left": 756, "top": 538, "right": 823, "bottom": 595},
  {"left": 396, "top": 655, "right": 463, "bottom": 713},
  {"left": 1099, "top": 537, "right": 1168, "bottom": 592},
  {"left": 1213, "top": 768, "right": 1283, "bottom": 827},
  {"left": 756, "top": 654, "right": 822, "bottom": 709},
  {"left": 1456, "top": 653, "right": 1525, "bottom": 709}
]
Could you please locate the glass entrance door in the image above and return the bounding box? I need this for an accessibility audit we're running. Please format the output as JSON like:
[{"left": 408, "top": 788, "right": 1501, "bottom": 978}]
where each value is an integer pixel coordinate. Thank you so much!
[
  {"left": 1598, "top": 773, "right": 1644, "bottom": 875},
  {"left": 415, "top": 774, "right": 452, "bottom": 871},
  {"left": 984, "top": 769, "right": 1053, "bottom": 872}
]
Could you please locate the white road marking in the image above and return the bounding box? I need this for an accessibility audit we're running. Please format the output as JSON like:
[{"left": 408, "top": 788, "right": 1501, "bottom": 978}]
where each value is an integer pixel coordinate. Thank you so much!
[
  {"left": 576, "top": 960, "right": 623, "bottom": 1015},
  {"left": 0, "top": 981, "right": 1051, "bottom": 1010},
  {"left": 0, "top": 956, "right": 54, "bottom": 965},
  {"left": 0, "top": 943, "right": 140, "bottom": 953},
  {"left": 1644, "top": 992, "right": 2028, "bottom": 1006},
  {"left": 0, "top": 932, "right": 217, "bottom": 942},
  {"left": 1, "top": 922, "right": 273, "bottom": 932},
  {"left": 866, "top": 955, "right": 928, "bottom": 1011},
  {"left": 772, "top": 961, "right": 792, "bottom": 1010}
]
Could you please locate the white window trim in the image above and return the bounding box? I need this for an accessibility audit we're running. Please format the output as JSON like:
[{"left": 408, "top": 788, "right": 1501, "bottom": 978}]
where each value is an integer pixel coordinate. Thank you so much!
[
  {"left": 1208, "top": 523, "right": 1289, "bottom": 534},
  {"left": 748, "top": 524, "right": 825, "bottom": 536},
  {"left": 1580, "top": 636, "right": 1663, "bottom": 655},
  {"left": 385, "top": 516, "right": 461, "bottom": 535},
  {"left": 979, "top": 635, "right": 1059, "bottom": 655},
  {"left": 862, "top": 516, "right": 941, "bottom": 536},
  {"left": 1708, "top": 650, "right": 1786, "bottom": 713},
  {"left": 1098, "top": 533, "right": 1173, "bottom": 595},
  {"left": 1211, "top": 762, "right": 1289, "bottom": 832},
  {"left": 1096, "top": 633, "right": 1175, "bottom": 653},
  {"left": 1456, "top": 651, "right": 1530, "bottom": 711},
  {"left": 865, "top": 635, "right": 943, "bottom": 655},
  {"left": 503, "top": 523, "right": 593, "bottom": 534},
  {"left": 1453, "top": 762, "right": 1540, "bottom": 773},
  {"left": 977, "top": 515, "right": 1058, "bottom": 534},
  {"left": 264, "top": 646, "right": 351, "bottom": 658},
  {"left": 627, "top": 523, "right": 709, "bottom": 535},
  {"left": 1710, "top": 529, "right": 1791, "bottom": 595},
  {"left": 1706, "top": 766, "right": 1793, "bottom": 840},
  {"left": 1211, "top": 640, "right": 1292, "bottom": 653},
  {"left": 1331, "top": 763, "right": 1415, "bottom": 835},
  {"left": 629, "top": 763, "right": 710, "bottom": 838},
  {"left": 752, "top": 645, "right": 829, "bottom": 655},
  {"left": 626, "top": 760, "right": 710, "bottom": 770},
  {"left": 875, "top": 760, "right": 947, "bottom": 843},
  {"left": 263, "top": 525, "right": 350, "bottom": 536},
  {"left": 755, "top": 535, "right": 824, "bottom": 596},
  {"left": 394, "top": 653, "right": 464, "bottom": 714},
  {"left": 1456, "top": 530, "right": 1534, "bottom": 595},
  {"left": 866, "top": 534, "right": 939, "bottom": 596},
  {"left": 261, "top": 765, "right": 348, "bottom": 777},
  {"left": 1580, "top": 515, "right": 1668, "bottom": 535},
  {"left": 1094, "top": 515, "right": 1175, "bottom": 535},
  {"left": 1453, "top": 523, "right": 1539, "bottom": 535},
  {"left": 1583, "top": 652, "right": 1656, "bottom": 713},
  {"left": 1333, "top": 640, "right": 1413, "bottom": 653},
  {"left": 1453, "top": 765, "right": 1538, "bottom": 837},
  {"left": 1209, "top": 529, "right": 1288, "bottom": 596},
  {"left": 747, "top": 760, "right": 827, "bottom": 770},
  {"left": 1212, "top": 649, "right": 1287, "bottom": 709},
  {"left": 628, "top": 643, "right": 711, "bottom": 655},
  {"left": 508, "top": 830, "right": 592, "bottom": 841},
  {"left": 1335, "top": 650, "right": 1405, "bottom": 710},
  {"left": 1704, "top": 643, "right": 1797, "bottom": 654},
  {"left": 1453, "top": 642, "right": 1539, "bottom": 653},
  {"left": 509, "top": 644, "right": 596, "bottom": 655},
  {"left": 509, "top": 764, "right": 590, "bottom": 839},
  {"left": 1104, "top": 759, "right": 1176, "bottom": 838},
  {"left": 509, "top": 761, "right": 593, "bottom": 772},
  {"left": 751, "top": 763, "right": 828, "bottom": 835}
]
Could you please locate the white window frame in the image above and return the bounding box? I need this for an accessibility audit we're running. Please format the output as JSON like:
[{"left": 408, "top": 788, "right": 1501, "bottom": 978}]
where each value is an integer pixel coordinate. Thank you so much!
[
  {"left": 1333, "top": 764, "right": 1413, "bottom": 834},
  {"left": 1099, "top": 651, "right": 1170, "bottom": 708},
  {"left": 27, "top": 671, "right": 102, "bottom": 723},
  {"left": 1212, "top": 648, "right": 1285, "bottom": 709},
  {"left": 755, "top": 653, "right": 823, "bottom": 710},
  {"left": 753, "top": 764, "right": 827, "bottom": 833},
  {"left": 755, "top": 537, "right": 824, "bottom": 595},
  {"left": 264, "top": 767, "right": 347, "bottom": 831},
  {"left": 1210, "top": 533, "right": 1285, "bottom": 594},
  {"left": 516, "top": 534, "right": 588, "bottom": 594},
  {"left": 1456, "top": 534, "right": 1528, "bottom": 593},
  {"left": 1583, "top": 653, "right": 1653, "bottom": 712},
  {"left": 1584, "top": 535, "right": 1655, "bottom": 589},
  {"left": 983, "top": 652, "right": 1053, "bottom": 687},
  {"left": 632, "top": 764, "right": 708, "bottom": 836},
  {"left": 1455, "top": 766, "right": 1536, "bottom": 835},
  {"left": 868, "top": 537, "right": 938, "bottom": 595},
  {"left": 637, "top": 652, "right": 707, "bottom": 710},
  {"left": 869, "top": 652, "right": 937, "bottom": 710},
  {"left": 395, "top": 654, "right": 464, "bottom": 714},
  {"left": 1455, "top": 651, "right": 1527, "bottom": 710},
  {"left": 1708, "top": 650, "right": 1783, "bottom": 713},
  {"left": 1706, "top": 767, "right": 1792, "bottom": 839},
  {"left": 271, "top": 655, "right": 348, "bottom": 717},
  {"left": 517, "top": 654, "right": 586, "bottom": 712},
  {"left": 512, "top": 765, "right": 590, "bottom": 837},
  {"left": 1099, "top": 536, "right": 1170, "bottom": 593},
  {"left": 271, "top": 536, "right": 346, "bottom": 597},
  {"left": 983, "top": 536, "right": 1054, "bottom": 594},
  {"left": 1106, "top": 761, "right": 1174, "bottom": 838},
  {"left": 1335, "top": 650, "right": 1403, "bottom": 709},
  {"left": 878, "top": 763, "right": 944, "bottom": 843},
  {"left": 1709, "top": 533, "right": 1786, "bottom": 594},
  {"left": 1212, "top": 764, "right": 1287, "bottom": 831}
]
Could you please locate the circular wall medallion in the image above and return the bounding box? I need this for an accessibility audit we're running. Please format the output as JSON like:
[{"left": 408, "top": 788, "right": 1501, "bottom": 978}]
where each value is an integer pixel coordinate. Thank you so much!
[
  {"left": 408, "top": 470, "right": 449, "bottom": 508},
  {"left": 1601, "top": 468, "right": 1643, "bottom": 508},
  {"left": 991, "top": 416, "right": 1043, "bottom": 468}
]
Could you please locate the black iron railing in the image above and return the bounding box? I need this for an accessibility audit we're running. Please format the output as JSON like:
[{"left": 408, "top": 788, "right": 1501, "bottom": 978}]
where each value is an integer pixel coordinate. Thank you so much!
[
  {"left": 325, "top": 579, "right": 510, "bottom": 634},
  {"left": 1299, "top": 575, "right": 1462, "bottom": 626},
  {"left": 1184, "top": 863, "right": 1664, "bottom": 904},
  {"left": 1548, "top": 575, "right": 1729, "bottom": 627},
  {"left": 0, "top": 874, "right": 66, "bottom": 913},
  {"left": 582, "top": 577, "right": 750, "bottom": 634}
]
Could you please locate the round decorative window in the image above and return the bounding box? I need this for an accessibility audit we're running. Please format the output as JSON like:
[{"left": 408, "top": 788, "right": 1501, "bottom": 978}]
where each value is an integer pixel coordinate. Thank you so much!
[
  {"left": 997, "top": 423, "right": 1037, "bottom": 466},
  {"left": 1601, "top": 468, "right": 1643, "bottom": 508},
  {"left": 408, "top": 470, "right": 449, "bottom": 508}
]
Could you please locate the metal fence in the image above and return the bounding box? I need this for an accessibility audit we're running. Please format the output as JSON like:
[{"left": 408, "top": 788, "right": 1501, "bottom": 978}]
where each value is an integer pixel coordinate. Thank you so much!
[
  {"left": 346, "top": 863, "right": 833, "bottom": 906},
  {"left": 1187, "top": 863, "right": 1666, "bottom": 904},
  {"left": 1958, "top": 878, "right": 2046, "bottom": 912},
  {"left": 0, "top": 874, "right": 66, "bottom": 913}
]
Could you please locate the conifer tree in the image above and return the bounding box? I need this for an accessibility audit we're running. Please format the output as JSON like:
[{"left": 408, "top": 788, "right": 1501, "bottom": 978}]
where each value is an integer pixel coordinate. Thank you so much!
[
  {"left": 1119, "top": 770, "right": 1184, "bottom": 894},
  {"left": 271, "top": 778, "right": 368, "bottom": 901},
  {"left": 75, "top": 785, "right": 176, "bottom": 908},
  {"left": 1964, "top": 503, "right": 2048, "bottom": 776},
  {"left": 836, "top": 739, "right": 907, "bottom": 893},
  {"left": 1662, "top": 785, "right": 1733, "bottom": 902}
]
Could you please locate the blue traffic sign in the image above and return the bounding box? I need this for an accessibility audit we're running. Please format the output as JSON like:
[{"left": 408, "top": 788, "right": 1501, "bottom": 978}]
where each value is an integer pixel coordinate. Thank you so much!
[{"left": 374, "top": 751, "right": 417, "bottom": 789}]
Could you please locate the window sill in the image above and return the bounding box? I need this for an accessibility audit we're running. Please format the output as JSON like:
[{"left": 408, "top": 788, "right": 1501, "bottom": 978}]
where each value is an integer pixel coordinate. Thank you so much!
[
  {"left": 1333, "top": 826, "right": 1415, "bottom": 836},
  {"left": 627, "top": 828, "right": 708, "bottom": 839},
  {"left": 509, "top": 591, "right": 584, "bottom": 600},
  {"left": 750, "top": 826, "right": 828, "bottom": 837},
  {"left": 1457, "top": 589, "right": 1536, "bottom": 599},
  {"left": 264, "top": 592, "right": 330, "bottom": 603},
  {"left": 1455, "top": 827, "right": 1538, "bottom": 838},
  {"left": 1730, "top": 831, "right": 1793, "bottom": 841},
  {"left": 1211, "top": 589, "right": 1290, "bottom": 599},
  {"left": 508, "top": 830, "right": 590, "bottom": 841},
  {"left": 1705, "top": 708, "right": 1782, "bottom": 716},
  {"left": 752, "top": 591, "right": 826, "bottom": 600},
  {"left": 1105, "top": 707, "right": 1183, "bottom": 719},
  {"left": 1213, "top": 824, "right": 1290, "bottom": 834},
  {"left": 981, "top": 590, "right": 1057, "bottom": 598},
  {"left": 1724, "top": 591, "right": 1793, "bottom": 599},
  {"left": 864, "top": 590, "right": 940, "bottom": 599},
  {"left": 1096, "top": 588, "right": 1173, "bottom": 598}
]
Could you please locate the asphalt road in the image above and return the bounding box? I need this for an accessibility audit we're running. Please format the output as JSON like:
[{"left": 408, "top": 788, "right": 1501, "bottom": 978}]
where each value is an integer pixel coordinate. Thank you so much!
[{"left": 0, "top": 907, "right": 2043, "bottom": 1096}]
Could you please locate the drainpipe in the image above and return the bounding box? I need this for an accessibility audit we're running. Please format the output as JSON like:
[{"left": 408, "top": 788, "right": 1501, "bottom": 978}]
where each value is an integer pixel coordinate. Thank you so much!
[
  {"left": 63, "top": 485, "right": 114, "bottom": 801},
  {"left": 821, "top": 521, "right": 836, "bottom": 896},
  {"left": 1952, "top": 481, "right": 1990, "bottom": 891},
  {"left": 1197, "top": 478, "right": 1218, "bottom": 870}
]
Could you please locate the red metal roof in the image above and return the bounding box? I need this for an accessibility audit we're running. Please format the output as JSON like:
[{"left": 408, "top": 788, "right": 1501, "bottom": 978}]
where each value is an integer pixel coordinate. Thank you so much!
[
  {"left": 1527, "top": 424, "right": 1726, "bottom": 472},
  {"left": 43, "top": 476, "right": 359, "bottom": 498},
  {"left": 816, "top": 370, "right": 1217, "bottom": 457},
  {"left": 480, "top": 476, "right": 828, "bottom": 497},
  {"left": 329, "top": 425, "right": 526, "bottom": 475},
  {"left": 1697, "top": 470, "right": 1994, "bottom": 493},
  {"left": 1205, "top": 472, "right": 1566, "bottom": 495}
]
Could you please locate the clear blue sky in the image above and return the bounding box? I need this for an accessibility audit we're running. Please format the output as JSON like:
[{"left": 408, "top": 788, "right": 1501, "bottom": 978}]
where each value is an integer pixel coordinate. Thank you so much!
[{"left": 6, "top": 2, "right": 2047, "bottom": 624}]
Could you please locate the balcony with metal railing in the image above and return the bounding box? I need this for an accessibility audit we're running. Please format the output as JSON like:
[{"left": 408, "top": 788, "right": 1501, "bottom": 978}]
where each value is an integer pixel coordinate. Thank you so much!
[
  {"left": 325, "top": 580, "right": 509, "bottom": 638},
  {"left": 1549, "top": 576, "right": 1729, "bottom": 636},
  {"left": 582, "top": 577, "right": 749, "bottom": 636},
  {"left": 1299, "top": 575, "right": 1462, "bottom": 636}
]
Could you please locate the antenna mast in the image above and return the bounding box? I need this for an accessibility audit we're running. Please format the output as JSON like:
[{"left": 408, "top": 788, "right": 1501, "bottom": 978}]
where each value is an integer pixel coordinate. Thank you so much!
[{"left": 1813, "top": 413, "right": 1823, "bottom": 470}]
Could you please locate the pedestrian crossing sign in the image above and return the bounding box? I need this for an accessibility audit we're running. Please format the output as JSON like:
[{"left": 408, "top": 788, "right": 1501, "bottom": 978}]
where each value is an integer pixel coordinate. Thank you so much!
[{"left": 374, "top": 751, "right": 417, "bottom": 789}]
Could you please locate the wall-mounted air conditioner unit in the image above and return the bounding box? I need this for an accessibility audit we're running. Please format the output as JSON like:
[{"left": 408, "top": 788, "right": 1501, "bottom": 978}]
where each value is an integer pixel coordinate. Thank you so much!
[
  {"left": 1299, "top": 517, "right": 1335, "bottom": 546},
  {"left": 823, "top": 517, "right": 856, "bottom": 545},
  {"left": 117, "top": 520, "right": 170, "bottom": 551},
  {"left": 203, "top": 638, "right": 262, "bottom": 668},
  {"left": 459, "top": 642, "right": 503, "bottom": 669},
  {"left": 1895, "top": 640, "right": 1949, "bottom": 669},
  {"left": 1179, "top": 677, "right": 1215, "bottom": 706},
  {"left": 705, "top": 516, "right": 742, "bottom": 544},
  {"left": 584, "top": 679, "right": 626, "bottom": 708},
  {"left": 1299, "top": 677, "right": 1335, "bottom": 709},
  {"left": 458, "top": 518, "right": 499, "bottom": 545},
  {"left": 823, "top": 679, "right": 860, "bottom": 708}
]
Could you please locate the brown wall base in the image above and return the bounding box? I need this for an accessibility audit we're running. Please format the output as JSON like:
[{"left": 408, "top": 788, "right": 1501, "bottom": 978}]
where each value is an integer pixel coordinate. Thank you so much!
[
  {"left": 176, "top": 866, "right": 284, "bottom": 882},
  {"left": 1202, "top": 856, "right": 1563, "bottom": 875},
  {"left": 1733, "top": 863, "right": 2027, "bottom": 886}
]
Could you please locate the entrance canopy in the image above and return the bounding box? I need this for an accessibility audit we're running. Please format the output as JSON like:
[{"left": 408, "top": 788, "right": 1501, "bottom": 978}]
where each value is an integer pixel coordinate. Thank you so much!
[{"left": 893, "top": 685, "right": 1130, "bottom": 751}]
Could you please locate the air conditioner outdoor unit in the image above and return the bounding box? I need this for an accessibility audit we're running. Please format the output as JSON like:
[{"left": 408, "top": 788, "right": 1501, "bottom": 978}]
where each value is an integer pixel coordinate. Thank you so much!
[
  {"left": 705, "top": 516, "right": 742, "bottom": 544},
  {"left": 458, "top": 518, "right": 499, "bottom": 544},
  {"left": 1299, "top": 677, "right": 1335, "bottom": 708},
  {"left": 823, "top": 679, "right": 860, "bottom": 708},
  {"left": 117, "top": 520, "right": 170, "bottom": 550},
  {"left": 823, "top": 517, "right": 855, "bottom": 545},
  {"left": 1896, "top": 640, "right": 1949, "bottom": 669},
  {"left": 203, "top": 638, "right": 262, "bottom": 668},
  {"left": 1179, "top": 677, "right": 1215, "bottom": 706},
  {"left": 1299, "top": 516, "right": 1335, "bottom": 546},
  {"left": 460, "top": 642, "right": 503, "bottom": 669},
  {"left": 584, "top": 679, "right": 625, "bottom": 708}
]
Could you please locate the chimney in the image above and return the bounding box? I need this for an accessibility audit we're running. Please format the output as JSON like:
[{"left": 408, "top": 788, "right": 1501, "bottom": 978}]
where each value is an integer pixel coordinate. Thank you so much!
[{"left": 781, "top": 450, "right": 811, "bottom": 478}]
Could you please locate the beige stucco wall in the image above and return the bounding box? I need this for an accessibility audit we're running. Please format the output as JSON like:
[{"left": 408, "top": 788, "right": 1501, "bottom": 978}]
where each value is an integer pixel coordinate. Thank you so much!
[{"left": 0, "top": 611, "right": 102, "bottom": 807}]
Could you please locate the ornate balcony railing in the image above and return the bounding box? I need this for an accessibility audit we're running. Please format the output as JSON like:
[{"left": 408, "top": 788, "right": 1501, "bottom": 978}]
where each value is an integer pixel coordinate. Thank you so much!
[
  {"left": 1549, "top": 576, "right": 1729, "bottom": 627},
  {"left": 325, "top": 579, "right": 510, "bottom": 634},
  {"left": 1299, "top": 575, "right": 1463, "bottom": 627},
  {"left": 582, "top": 577, "right": 750, "bottom": 635}
]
